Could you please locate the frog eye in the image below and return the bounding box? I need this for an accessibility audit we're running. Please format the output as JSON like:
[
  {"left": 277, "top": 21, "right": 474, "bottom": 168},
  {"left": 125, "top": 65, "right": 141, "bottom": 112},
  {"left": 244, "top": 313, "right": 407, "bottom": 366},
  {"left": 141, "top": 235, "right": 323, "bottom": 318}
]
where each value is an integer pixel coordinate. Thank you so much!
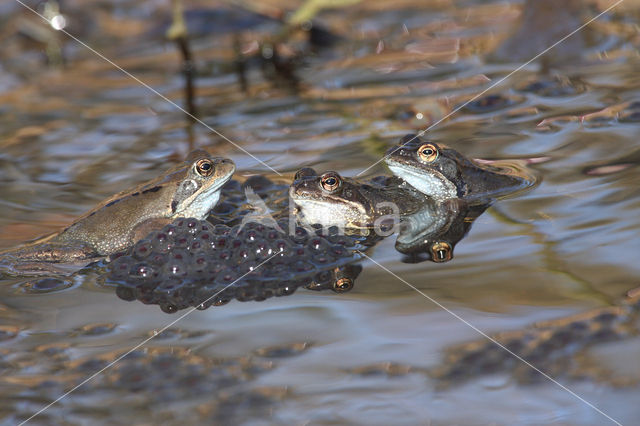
[
  {"left": 195, "top": 159, "right": 214, "bottom": 177},
  {"left": 418, "top": 143, "right": 438, "bottom": 163},
  {"left": 333, "top": 277, "right": 353, "bottom": 293},
  {"left": 320, "top": 172, "right": 342, "bottom": 192},
  {"left": 430, "top": 241, "right": 452, "bottom": 262}
]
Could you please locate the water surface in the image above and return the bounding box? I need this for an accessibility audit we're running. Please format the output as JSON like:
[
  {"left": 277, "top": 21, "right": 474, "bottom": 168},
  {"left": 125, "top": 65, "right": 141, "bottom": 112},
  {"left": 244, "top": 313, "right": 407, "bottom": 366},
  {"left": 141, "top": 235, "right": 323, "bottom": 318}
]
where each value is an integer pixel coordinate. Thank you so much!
[{"left": 0, "top": 1, "right": 639, "bottom": 424}]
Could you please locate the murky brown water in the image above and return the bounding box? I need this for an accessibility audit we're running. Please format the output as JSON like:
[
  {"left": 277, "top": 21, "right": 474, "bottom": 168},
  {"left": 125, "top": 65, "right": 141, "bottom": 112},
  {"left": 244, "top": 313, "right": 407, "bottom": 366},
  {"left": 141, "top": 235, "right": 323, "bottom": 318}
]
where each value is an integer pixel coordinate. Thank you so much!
[{"left": 1, "top": 0, "right": 639, "bottom": 424}]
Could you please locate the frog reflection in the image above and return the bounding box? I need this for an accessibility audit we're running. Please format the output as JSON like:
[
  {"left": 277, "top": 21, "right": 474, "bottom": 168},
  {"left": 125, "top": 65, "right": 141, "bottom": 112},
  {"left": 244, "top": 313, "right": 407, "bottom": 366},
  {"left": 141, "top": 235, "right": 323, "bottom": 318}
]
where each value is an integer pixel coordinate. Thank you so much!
[{"left": 395, "top": 198, "right": 491, "bottom": 264}]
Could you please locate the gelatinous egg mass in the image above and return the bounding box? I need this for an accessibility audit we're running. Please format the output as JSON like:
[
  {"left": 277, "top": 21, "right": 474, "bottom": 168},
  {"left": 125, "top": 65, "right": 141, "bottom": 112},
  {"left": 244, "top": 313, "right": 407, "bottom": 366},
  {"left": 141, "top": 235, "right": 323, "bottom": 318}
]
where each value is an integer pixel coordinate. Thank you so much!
[{"left": 106, "top": 218, "right": 362, "bottom": 312}]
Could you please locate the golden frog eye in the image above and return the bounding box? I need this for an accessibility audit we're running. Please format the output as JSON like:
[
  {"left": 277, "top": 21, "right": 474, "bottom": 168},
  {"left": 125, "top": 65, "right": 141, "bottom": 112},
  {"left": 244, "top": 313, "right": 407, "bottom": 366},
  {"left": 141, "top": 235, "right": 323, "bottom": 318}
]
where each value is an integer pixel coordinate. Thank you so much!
[
  {"left": 430, "top": 241, "right": 452, "bottom": 263},
  {"left": 418, "top": 143, "right": 438, "bottom": 163},
  {"left": 333, "top": 277, "right": 353, "bottom": 293},
  {"left": 195, "top": 158, "right": 214, "bottom": 176},
  {"left": 320, "top": 172, "right": 342, "bottom": 192}
]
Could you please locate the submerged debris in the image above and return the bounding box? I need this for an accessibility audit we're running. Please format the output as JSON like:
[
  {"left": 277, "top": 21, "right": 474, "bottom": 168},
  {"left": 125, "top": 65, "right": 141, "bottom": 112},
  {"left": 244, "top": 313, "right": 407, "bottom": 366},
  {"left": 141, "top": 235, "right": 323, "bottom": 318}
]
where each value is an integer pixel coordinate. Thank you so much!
[{"left": 432, "top": 292, "right": 640, "bottom": 386}]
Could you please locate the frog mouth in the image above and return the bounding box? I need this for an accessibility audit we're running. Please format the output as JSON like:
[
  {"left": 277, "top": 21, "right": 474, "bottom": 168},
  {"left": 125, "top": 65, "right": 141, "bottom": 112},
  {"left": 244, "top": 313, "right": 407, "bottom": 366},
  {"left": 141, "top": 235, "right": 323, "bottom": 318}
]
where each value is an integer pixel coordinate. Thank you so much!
[
  {"left": 386, "top": 160, "right": 457, "bottom": 200},
  {"left": 175, "top": 168, "right": 235, "bottom": 219},
  {"left": 199, "top": 168, "right": 235, "bottom": 200}
]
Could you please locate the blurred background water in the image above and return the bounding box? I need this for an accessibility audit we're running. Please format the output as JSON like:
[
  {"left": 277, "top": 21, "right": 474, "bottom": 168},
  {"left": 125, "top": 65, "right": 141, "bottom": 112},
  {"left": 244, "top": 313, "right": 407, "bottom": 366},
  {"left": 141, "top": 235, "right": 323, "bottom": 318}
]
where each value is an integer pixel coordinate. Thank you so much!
[{"left": 0, "top": 0, "right": 639, "bottom": 424}]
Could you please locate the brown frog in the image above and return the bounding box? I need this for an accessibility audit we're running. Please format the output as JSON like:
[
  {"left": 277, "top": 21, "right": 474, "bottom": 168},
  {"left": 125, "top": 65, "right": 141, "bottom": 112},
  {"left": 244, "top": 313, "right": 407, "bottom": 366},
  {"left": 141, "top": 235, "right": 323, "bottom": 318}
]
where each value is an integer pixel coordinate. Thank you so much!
[
  {"left": 385, "top": 134, "right": 535, "bottom": 202},
  {"left": 289, "top": 167, "right": 425, "bottom": 232},
  {"left": 0, "top": 150, "right": 235, "bottom": 274}
]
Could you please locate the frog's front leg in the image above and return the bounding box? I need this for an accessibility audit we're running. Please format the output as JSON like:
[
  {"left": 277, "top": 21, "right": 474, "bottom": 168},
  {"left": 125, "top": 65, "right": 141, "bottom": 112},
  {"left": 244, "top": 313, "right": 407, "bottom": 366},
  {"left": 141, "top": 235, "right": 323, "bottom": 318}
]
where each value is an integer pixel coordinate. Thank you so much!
[{"left": 130, "top": 217, "right": 174, "bottom": 243}]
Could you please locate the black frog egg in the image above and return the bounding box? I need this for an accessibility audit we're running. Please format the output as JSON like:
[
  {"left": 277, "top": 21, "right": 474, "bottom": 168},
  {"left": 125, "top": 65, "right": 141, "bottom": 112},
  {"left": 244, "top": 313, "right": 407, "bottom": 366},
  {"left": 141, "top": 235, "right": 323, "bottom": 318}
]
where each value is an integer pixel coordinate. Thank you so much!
[
  {"left": 172, "top": 234, "right": 190, "bottom": 249},
  {"left": 235, "top": 262, "right": 252, "bottom": 276},
  {"left": 260, "top": 260, "right": 285, "bottom": 280},
  {"left": 212, "top": 297, "right": 231, "bottom": 306},
  {"left": 170, "top": 249, "right": 189, "bottom": 262},
  {"left": 115, "top": 285, "right": 136, "bottom": 301},
  {"left": 195, "top": 219, "right": 211, "bottom": 232},
  {"left": 164, "top": 224, "right": 179, "bottom": 237},
  {"left": 288, "top": 248, "right": 312, "bottom": 266},
  {"left": 160, "top": 303, "right": 179, "bottom": 314},
  {"left": 185, "top": 218, "right": 200, "bottom": 234},
  {"left": 153, "top": 232, "right": 173, "bottom": 253},
  {"left": 230, "top": 238, "right": 244, "bottom": 250},
  {"left": 292, "top": 226, "right": 309, "bottom": 244},
  {"left": 109, "top": 255, "right": 134, "bottom": 280},
  {"left": 235, "top": 283, "right": 258, "bottom": 302},
  {"left": 171, "top": 218, "right": 191, "bottom": 233},
  {"left": 233, "top": 246, "right": 256, "bottom": 263},
  {"left": 291, "top": 260, "right": 314, "bottom": 273},
  {"left": 152, "top": 231, "right": 166, "bottom": 242},
  {"left": 330, "top": 244, "right": 351, "bottom": 258},
  {"left": 243, "top": 283, "right": 270, "bottom": 302},
  {"left": 129, "top": 263, "right": 156, "bottom": 282},
  {"left": 328, "top": 234, "right": 355, "bottom": 247},
  {"left": 205, "top": 261, "right": 225, "bottom": 278},
  {"left": 132, "top": 239, "right": 153, "bottom": 260},
  {"left": 136, "top": 286, "right": 156, "bottom": 304},
  {"left": 214, "top": 268, "right": 240, "bottom": 285},
  {"left": 265, "top": 229, "right": 281, "bottom": 241},
  {"left": 189, "top": 239, "right": 203, "bottom": 252},
  {"left": 291, "top": 245, "right": 307, "bottom": 258},
  {"left": 213, "top": 236, "right": 229, "bottom": 250},
  {"left": 147, "top": 252, "right": 167, "bottom": 266},
  {"left": 244, "top": 229, "right": 259, "bottom": 244},
  {"left": 310, "top": 253, "right": 335, "bottom": 266},
  {"left": 306, "top": 236, "right": 330, "bottom": 252},
  {"left": 217, "top": 249, "right": 232, "bottom": 261},
  {"left": 195, "top": 300, "right": 212, "bottom": 310},
  {"left": 273, "top": 238, "right": 292, "bottom": 254},
  {"left": 162, "top": 251, "right": 189, "bottom": 278},
  {"left": 323, "top": 225, "right": 341, "bottom": 236},
  {"left": 275, "top": 283, "right": 297, "bottom": 297},
  {"left": 260, "top": 288, "right": 274, "bottom": 301},
  {"left": 21, "top": 277, "right": 72, "bottom": 293},
  {"left": 252, "top": 239, "right": 273, "bottom": 260},
  {"left": 194, "top": 231, "right": 215, "bottom": 250},
  {"left": 189, "top": 253, "right": 209, "bottom": 273}
]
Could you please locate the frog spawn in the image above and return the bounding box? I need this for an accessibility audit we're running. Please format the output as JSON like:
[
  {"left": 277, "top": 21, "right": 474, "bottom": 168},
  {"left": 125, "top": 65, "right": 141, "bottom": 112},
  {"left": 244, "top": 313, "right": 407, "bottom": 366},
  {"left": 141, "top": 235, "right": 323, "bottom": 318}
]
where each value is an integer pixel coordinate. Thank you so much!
[
  {"left": 432, "top": 293, "right": 640, "bottom": 386},
  {"left": 107, "top": 218, "right": 362, "bottom": 312},
  {"left": 3, "top": 344, "right": 282, "bottom": 424}
]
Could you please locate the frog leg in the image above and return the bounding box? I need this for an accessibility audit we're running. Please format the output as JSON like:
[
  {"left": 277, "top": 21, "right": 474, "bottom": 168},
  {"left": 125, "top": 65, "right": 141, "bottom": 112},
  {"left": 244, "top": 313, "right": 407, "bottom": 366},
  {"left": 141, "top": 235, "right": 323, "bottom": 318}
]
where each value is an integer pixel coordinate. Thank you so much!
[{"left": 131, "top": 217, "right": 174, "bottom": 243}]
